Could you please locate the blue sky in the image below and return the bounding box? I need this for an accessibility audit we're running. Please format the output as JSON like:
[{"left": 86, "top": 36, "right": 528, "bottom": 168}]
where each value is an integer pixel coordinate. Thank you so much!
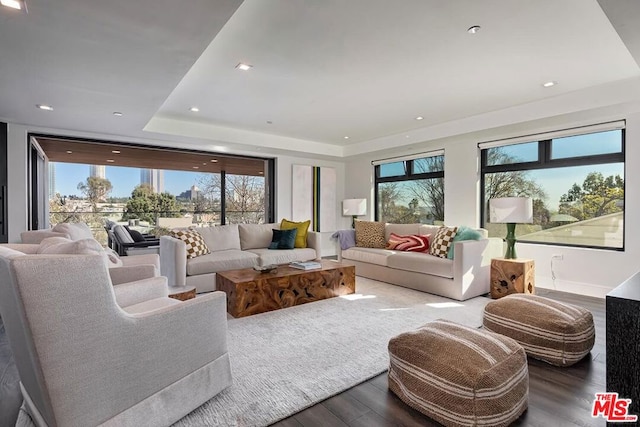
[{"left": 51, "top": 163, "right": 209, "bottom": 198}]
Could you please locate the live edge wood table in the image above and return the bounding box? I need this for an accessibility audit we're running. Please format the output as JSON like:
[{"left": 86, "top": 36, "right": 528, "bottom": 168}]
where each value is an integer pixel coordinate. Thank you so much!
[{"left": 216, "top": 260, "right": 356, "bottom": 318}]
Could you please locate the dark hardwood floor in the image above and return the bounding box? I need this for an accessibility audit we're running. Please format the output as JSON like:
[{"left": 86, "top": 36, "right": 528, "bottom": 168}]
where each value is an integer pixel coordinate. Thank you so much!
[{"left": 272, "top": 289, "right": 606, "bottom": 427}]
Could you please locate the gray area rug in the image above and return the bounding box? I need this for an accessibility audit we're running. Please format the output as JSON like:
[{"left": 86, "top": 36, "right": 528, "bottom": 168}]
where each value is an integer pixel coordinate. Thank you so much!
[{"left": 173, "top": 278, "right": 491, "bottom": 427}]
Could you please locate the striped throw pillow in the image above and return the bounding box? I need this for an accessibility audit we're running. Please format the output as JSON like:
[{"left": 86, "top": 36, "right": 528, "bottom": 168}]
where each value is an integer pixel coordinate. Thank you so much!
[{"left": 386, "top": 233, "right": 430, "bottom": 252}]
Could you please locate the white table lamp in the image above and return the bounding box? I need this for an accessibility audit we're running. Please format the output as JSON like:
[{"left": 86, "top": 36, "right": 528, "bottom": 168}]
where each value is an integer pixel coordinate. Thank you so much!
[
  {"left": 489, "top": 197, "right": 533, "bottom": 259},
  {"left": 343, "top": 199, "right": 367, "bottom": 228}
]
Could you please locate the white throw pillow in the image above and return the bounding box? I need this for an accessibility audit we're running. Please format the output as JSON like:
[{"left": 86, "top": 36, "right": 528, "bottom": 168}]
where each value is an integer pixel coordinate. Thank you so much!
[
  {"left": 104, "top": 247, "right": 123, "bottom": 268},
  {"left": 38, "top": 238, "right": 112, "bottom": 267},
  {"left": 52, "top": 222, "right": 94, "bottom": 241},
  {"left": 37, "top": 236, "right": 75, "bottom": 254}
]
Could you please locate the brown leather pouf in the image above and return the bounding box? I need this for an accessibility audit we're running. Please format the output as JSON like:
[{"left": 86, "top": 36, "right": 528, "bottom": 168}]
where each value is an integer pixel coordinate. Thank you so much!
[
  {"left": 483, "top": 294, "right": 595, "bottom": 367},
  {"left": 388, "top": 319, "right": 528, "bottom": 427}
]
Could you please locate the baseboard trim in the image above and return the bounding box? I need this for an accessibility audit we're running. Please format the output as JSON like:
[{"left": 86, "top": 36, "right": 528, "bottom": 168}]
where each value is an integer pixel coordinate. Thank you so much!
[{"left": 534, "top": 276, "right": 611, "bottom": 299}]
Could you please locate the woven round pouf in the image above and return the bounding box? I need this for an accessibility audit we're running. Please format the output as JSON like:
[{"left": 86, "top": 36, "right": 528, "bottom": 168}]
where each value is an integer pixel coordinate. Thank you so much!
[
  {"left": 483, "top": 294, "right": 595, "bottom": 367},
  {"left": 388, "top": 319, "right": 528, "bottom": 427}
]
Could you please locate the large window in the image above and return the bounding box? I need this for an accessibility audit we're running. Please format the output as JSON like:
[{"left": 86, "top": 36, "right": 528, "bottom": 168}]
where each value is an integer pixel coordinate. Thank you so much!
[
  {"left": 480, "top": 126, "right": 624, "bottom": 249},
  {"left": 374, "top": 153, "right": 444, "bottom": 224},
  {"left": 36, "top": 136, "right": 274, "bottom": 245}
]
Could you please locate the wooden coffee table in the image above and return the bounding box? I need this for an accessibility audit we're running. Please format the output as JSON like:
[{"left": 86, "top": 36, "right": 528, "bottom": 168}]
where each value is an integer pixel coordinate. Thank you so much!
[{"left": 216, "top": 260, "right": 355, "bottom": 317}]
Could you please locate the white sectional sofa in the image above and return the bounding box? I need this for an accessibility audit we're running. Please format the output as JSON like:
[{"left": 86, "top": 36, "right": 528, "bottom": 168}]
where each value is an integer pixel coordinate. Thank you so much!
[
  {"left": 338, "top": 223, "right": 503, "bottom": 300},
  {"left": 160, "top": 223, "right": 320, "bottom": 293}
]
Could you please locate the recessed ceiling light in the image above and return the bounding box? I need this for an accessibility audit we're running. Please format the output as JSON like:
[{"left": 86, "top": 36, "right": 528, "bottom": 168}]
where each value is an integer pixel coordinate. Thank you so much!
[
  {"left": 467, "top": 25, "right": 481, "bottom": 34},
  {"left": 236, "top": 63, "right": 253, "bottom": 71},
  {"left": 66, "top": 150, "right": 73, "bottom": 154},
  {"left": 259, "top": 171, "right": 264, "bottom": 175},
  {"left": 210, "top": 159, "right": 218, "bottom": 163},
  {"left": 415, "top": 116, "right": 424, "bottom": 121},
  {"left": 112, "top": 112, "right": 123, "bottom": 117},
  {"left": 202, "top": 162, "right": 207, "bottom": 165},
  {"left": 36, "top": 104, "right": 53, "bottom": 111},
  {"left": 189, "top": 106, "right": 199, "bottom": 112},
  {"left": 542, "top": 81, "right": 557, "bottom": 87},
  {"left": 111, "top": 150, "right": 120, "bottom": 154},
  {"left": 193, "top": 166, "right": 199, "bottom": 169},
  {"left": 106, "top": 159, "right": 115, "bottom": 163},
  {"left": 1, "top": 0, "right": 26, "bottom": 11},
  {"left": 344, "top": 136, "right": 349, "bottom": 139}
]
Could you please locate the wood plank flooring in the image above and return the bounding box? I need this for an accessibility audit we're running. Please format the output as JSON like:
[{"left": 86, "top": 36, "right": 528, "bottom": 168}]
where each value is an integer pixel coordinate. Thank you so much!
[{"left": 272, "top": 289, "right": 606, "bottom": 427}]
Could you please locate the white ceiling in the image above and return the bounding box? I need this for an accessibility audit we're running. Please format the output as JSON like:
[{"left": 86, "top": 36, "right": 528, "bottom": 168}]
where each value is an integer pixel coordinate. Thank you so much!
[{"left": 2, "top": 0, "right": 640, "bottom": 159}]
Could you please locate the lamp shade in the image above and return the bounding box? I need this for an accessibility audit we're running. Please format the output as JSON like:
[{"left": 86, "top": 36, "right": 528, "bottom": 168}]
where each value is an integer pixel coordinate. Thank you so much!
[
  {"left": 342, "top": 198, "right": 367, "bottom": 216},
  {"left": 489, "top": 197, "right": 533, "bottom": 223}
]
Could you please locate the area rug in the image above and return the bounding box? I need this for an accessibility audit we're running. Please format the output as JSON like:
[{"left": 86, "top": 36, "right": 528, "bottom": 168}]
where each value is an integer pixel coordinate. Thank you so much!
[{"left": 173, "top": 278, "right": 491, "bottom": 426}]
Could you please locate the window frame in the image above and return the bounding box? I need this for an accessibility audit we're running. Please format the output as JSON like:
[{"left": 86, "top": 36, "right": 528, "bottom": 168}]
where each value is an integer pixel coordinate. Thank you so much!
[
  {"left": 480, "top": 129, "right": 625, "bottom": 251},
  {"left": 374, "top": 155, "right": 444, "bottom": 222}
]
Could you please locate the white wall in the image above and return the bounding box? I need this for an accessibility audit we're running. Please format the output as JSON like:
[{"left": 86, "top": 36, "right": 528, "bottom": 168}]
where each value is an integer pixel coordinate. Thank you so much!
[
  {"left": 7, "top": 124, "right": 29, "bottom": 243},
  {"left": 273, "top": 155, "right": 346, "bottom": 226},
  {"left": 344, "top": 111, "right": 640, "bottom": 298}
]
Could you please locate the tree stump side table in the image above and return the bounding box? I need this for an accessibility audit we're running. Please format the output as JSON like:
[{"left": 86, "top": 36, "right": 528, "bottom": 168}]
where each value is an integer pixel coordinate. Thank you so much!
[{"left": 490, "top": 258, "right": 535, "bottom": 299}]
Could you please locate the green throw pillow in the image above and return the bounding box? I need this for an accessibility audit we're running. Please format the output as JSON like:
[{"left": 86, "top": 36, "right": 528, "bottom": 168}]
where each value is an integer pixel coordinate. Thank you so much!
[
  {"left": 447, "top": 226, "right": 483, "bottom": 259},
  {"left": 268, "top": 228, "right": 298, "bottom": 250}
]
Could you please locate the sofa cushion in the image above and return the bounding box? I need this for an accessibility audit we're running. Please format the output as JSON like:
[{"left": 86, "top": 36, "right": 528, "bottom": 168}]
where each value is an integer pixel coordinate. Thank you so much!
[
  {"left": 170, "top": 229, "right": 210, "bottom": 259},
  {"left": 386, "top": 233, "right": 430, "bottom": 252},
  {"left": 341, "top": 247, "right": 394, "bottom": 266},
  {"left": 268, "top": 229, "right": 297, "bottom": 250},
  {"left": 355, "top": 221, "right": 386, "bottom": 248},
  {"left": 429, "top": 226, "right": 458, "bottom": 258},
  {"left": 385, "top": 223, "right": 421, "bottom": 241},
  {"left": 418, "top": 224, "right": 440, "bottom": 236},
  {"left": 387, "top": 252, "right": 454, "bottom": 279},
  {"left": 52, "top": 222, "right": 94, "bottom": 241},
  {"left": 196, "top": 224, "right": 241, "bottom": 252},
  {"left": 239, "top": 223, "right": 279, "bottom": 250},
  {"left": 186, "top": 250, "right": 258, "bottom": 276},
  {"left": 280, "top": 219, "right": 310, "bottom": 248},
  {"left": 247, "top": 248, "right": 317, "bottom": 266},
  {"left": 113, "top": 225, "right": 135, "bottom": 244}
]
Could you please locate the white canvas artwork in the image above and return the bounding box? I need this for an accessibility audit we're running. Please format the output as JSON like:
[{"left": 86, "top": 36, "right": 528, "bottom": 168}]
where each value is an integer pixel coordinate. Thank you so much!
[{"left": 291, "top": 165, "right": 336, "bottom": 232}]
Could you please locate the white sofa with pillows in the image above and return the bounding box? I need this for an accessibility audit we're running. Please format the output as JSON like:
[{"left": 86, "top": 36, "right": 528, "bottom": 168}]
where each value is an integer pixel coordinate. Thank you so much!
[
  {"left": 336, "top": 222, "right": 503, "bottom": 301},
  {"left": 160, "top": 221, "right": 320, "bottom": 293}
]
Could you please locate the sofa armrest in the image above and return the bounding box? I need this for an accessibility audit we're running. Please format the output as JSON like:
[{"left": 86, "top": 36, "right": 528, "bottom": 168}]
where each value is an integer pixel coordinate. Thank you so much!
[
  {"left": 113, "top": 276, "right": 169, "bottom": 308},
  {"left": 109, "top": 265, "right": 158, "bottom": 285},
  {"left": 120, "top": 253, "right": 160, "bottom": 272},
  {"left": 452, "top": 237, "right": 504, "bottom": 296},
  {"left": 306, "top": 231, "right": 321, "bottom": 259},
  {"left": 0, "top": 243, "right": 40, "bottom": 254},
  {"left": 20, "top": 230, "right": 69, "bottom": 244},
  {"left": 160, "top": 235, "right": 187, "bottom": 287}
]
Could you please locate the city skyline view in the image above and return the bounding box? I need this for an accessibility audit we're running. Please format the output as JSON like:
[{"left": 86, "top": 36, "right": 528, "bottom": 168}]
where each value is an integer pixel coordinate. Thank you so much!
[{"left": 51, "top": 162, "right": 207, "bottom": 199}]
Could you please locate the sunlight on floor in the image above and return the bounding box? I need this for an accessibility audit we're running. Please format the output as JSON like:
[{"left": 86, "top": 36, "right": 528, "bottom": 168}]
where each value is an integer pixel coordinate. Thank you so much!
[
  {"left": 426, "top": 302, "right": 465, "bottom": 308},
  {"left": 339, "top": 294, "right": 377, "bottom": 301}
]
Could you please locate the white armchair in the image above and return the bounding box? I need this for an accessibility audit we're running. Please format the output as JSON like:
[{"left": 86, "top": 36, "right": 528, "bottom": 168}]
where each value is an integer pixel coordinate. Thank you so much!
[{"left": 0, "top": 252, "right": 232, "bottom": 426}]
